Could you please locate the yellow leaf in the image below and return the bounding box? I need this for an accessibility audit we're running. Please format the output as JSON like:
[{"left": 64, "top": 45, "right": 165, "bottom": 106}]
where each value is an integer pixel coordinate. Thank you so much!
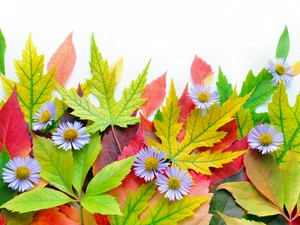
[
  {"left": 109, "top": 57, "right": 124, "bottom": 84},
  {"left": 292, "top": 60, "right": 300, "bottom": 76},
  {"left": 217, "top": 211, "right": 266, "bottom": 225}
]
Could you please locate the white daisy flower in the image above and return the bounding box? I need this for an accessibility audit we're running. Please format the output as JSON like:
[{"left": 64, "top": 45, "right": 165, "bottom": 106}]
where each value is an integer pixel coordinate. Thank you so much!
[
  {"left": 33, "top": 101, "right": 57, "bottom": 131},
  {"left": 188, "top": 84, "right": 219, "bottom": 109},
  {"left": 266, "top": 57, "right": 294, "bottom": 85}
]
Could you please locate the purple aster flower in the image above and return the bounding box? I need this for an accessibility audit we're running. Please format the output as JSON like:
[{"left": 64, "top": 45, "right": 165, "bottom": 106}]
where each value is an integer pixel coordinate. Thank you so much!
[
  {"left": 51, "top": 121, "right": 90, "bottom": 151},
  {"left": 156, "top": 167, "right": 193, "bottom": 201},
  {"left": 2, "top": 156, "right": 41, "bottom": 192},
  {"left": 248, "top": 124, "right": 284, "bottom": 154},
  {"left": 33, "top": 101, "right": 57, "bottom": 131},
  {"left": 266, "top": 57, "right": 294, "bottom": 85},
  {"left": 133, "top": 147, "right": 169, "bottom": 181},
  {"left": 188, "top": 84, "right": 219, "bottom": 109}
]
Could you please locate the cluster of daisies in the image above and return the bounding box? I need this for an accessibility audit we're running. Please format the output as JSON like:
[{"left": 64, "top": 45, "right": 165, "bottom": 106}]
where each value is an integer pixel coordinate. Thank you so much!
[{"left": 1, "top": 57, "right": 291, "bottom": 198}]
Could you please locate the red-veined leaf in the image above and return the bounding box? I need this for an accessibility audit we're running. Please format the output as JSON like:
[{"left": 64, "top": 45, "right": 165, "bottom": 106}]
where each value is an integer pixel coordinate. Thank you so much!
[
  {"left": 0, "top": 88, "right": 31, "bottom": 157},
  {"left": 141, "top": 72, "right": 167, "bottom": 117},
  {"left": 47, "top": 32, "right": 76, "bottom": 86},
  {"left": 190, "top": 55, "right": 214, "bottom": 85}
]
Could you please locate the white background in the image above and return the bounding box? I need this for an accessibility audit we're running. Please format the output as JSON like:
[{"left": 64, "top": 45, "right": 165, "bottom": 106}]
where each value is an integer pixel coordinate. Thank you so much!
[{"left": 1, "top": 0, "right": 300, "bottom": 108}]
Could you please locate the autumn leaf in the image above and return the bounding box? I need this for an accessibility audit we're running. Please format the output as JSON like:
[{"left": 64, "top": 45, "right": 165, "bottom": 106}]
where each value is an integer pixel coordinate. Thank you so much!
[
  {"left": 0, "top": 88, "right": 31, "bottom": 157},
  {"left": 218, "top": 212, "right": 267, "bottom": 225},
  {"left": 190, "top": 55, "right": 214, "bottom": 85},
  {"left": 147, "top": 80, "right": 249, "bottom": 174},
  {"left": 141, "top": 72, "right": 166, "bottom": 118},
  {"left": 92, "top": 124, "right": 139, "bottom": 174},
  {"left": 57, "top": 35, "right": 148, "bottom": 133},
  {"left": 0, "top": 29, "right": 6, "bottom": 75},
  {"left": 268, "top": 82, "right": 300, "bottom": 164},
  {"left": 31, "top": 207, "right": 80, "bottom": 225},
  {"left": 1, "top": 34, "right": 56, "bottom": 129},
  {"left": 47, "top": 32, "right": 76, "bottom": 86},
  {"left": 1, "top": 209, "right": 34, "bottom": 225}
]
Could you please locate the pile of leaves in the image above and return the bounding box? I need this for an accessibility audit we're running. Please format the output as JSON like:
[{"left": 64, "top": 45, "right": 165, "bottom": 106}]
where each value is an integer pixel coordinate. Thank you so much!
[{"left": 0, "top": 26, "right": 299, "bottom": 225}]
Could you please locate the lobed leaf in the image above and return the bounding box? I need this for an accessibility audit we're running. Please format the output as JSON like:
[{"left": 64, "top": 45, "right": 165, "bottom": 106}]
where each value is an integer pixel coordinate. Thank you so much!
[
  {"left": 33, "top": 135, "right": 74, "bottom": 197},
  {"left": 218, "top": 211, "right": 266, "bottom": 225},
  {"left": 109, "top": 181, "right": 156, "bottom": 225},
  {"left": 268, "top": 82, "right": 300, "bottom": 164},
  {"left": 1, "top": 34, "right": 56, "bottom": 129},
  {"left": 0, "top": 188, "right": 73, "bottom": 213},
  {"left": 216, "top": 67, "right": 233, "bottom": 105}
]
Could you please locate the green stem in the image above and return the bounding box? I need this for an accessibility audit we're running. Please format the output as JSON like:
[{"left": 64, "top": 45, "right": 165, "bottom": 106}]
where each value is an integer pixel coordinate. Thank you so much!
[{"left": 80, "top": 204, "right": 84, "bottom": 225}]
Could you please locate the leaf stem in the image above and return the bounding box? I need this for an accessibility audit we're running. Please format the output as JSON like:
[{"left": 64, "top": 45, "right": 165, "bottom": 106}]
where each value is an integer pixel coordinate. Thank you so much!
[
  {"left": 80, "top": 204, "right": 84, "bottom": 225},
  {"left": 111, "top": 125, "right": 122, "bottom": 154}
]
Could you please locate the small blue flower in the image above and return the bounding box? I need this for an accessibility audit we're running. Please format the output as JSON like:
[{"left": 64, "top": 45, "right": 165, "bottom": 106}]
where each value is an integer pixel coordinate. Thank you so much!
[
  {"left": 188, "top": 84, "right": 219, "bottom": 110},
  {"left": 134, "top": 147, "right": 169, "bottom": 181},
  {"left": 33, "top": 101, "right": 57, "bottom": 131},
  {"left": 2, "top": 156, "right": 41, "bottom": 192},
  {"left": 248, "top": 124, "right": 284, "bottom": 154},
  {"left": 156, "top": 167, "right": 193, "bottom": 201},
  {"left": 266, "top": 57, "right": 294, "bottom": 85},
  {"left": 52, "top": 121, "right": 90, "bottom": 151}
]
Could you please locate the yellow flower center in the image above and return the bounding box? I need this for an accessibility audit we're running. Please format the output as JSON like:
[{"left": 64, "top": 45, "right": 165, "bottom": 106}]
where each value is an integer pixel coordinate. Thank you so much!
[
  {"left": 144, "top": 157, "right": 159, "bottom": 171},
  {"left": 167, "top": 177, "right": 181, "bottom": 190},
  {"left": 15, "top": 166, "right": 30, "bottom": 180},
  {"left": 63, "top": 129, "right": 78, "bottom": 142},
  {"left": 275, "top": 64, "right": 286, "bottom": 75},
  {"left": 259, "top": 133, "right": 273, "bottom": 146},
  {"left": 198, "top": 92, "right": 210, "bottom": 102},
  {"left": 38, "top": 110, "right": 51, "bottom": 123}
]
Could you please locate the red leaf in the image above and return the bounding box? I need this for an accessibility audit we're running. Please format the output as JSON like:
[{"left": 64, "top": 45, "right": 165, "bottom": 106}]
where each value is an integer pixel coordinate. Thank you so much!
[
  {"left": 92, "top": 125, "right": 139, "bottom": 175},
  {"left": 178, "top": 84, "right": 195, "bottom": 141},
  {"left": 118, "top": 125, "right": 146, "bottom": 160},
  {"left": 0, "top": 214, "right": 3, "bottom": 225},
  {"left": 94, "top": 214, "right": 110, "bottom": 225},
  {"left": 0, "top": 88, "right": 31, "bottom": 157},
  {"left": 31, "top": 208, "right": 80, "bottom": 225},
  {"left": 141, "top": 72, "right": 167, "bottom": 118},
  {"left": 140, "top": 114, "right": 160, "bottom": 143},
  {"left": 47, "top": 32, "right": 76, "bottom": 86},
  {"left": 190, "top": 55, "right": 214, "bottom": 85},
  {"left": 208, "top": 135, "right": 249, "bottom": 188},
  {"left": 58, "top": 205, "right": 81, "bottom": 223}
]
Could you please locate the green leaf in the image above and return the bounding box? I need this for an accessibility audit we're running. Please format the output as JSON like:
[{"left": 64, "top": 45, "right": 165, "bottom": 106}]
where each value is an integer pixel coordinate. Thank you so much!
[
  {"left": 216, "top": 67, "right": 233, "bottom": 105},
  {"left": 0, "top": 188, "right": 73, "bottom": 213},
  {"left": 282, "top": 151, "right": 300, "bottom": 215},
  {"left": 217, "top": 182, "right": 281, "bottom": 217},
  {"left": 252, "top": 112, "right": 270, "bottom": 125},
  {"left": 81, "top": 194, "right": 122, "bottom": 215},
  {"left": 0, "top": 146, "right": 17, "bottom": 205},
  {"left": 240, "top": 69, "right": 277, "bottom": 111},
  {"left": 1, "top": 209, "right": 34, "bottom": 225},
  {"left": 72, "top": 133, "right": 101, "bottom": 194},
  {"left": 85, "top": 156, "right": 134, "bottom": 196},
  {"left": 140, "top": 196, "right": 208, "bottom": 225},
  {"left": 244, "top": 149, "right": 284, "bottom": 209},
  {"left": 235, "top": 108, "right": 254, "bottom": 139},
  {"left": 32, "top": 135, "right": 75, "bottom": 197},
  {"left": 0, "top": 29, "right": 6, "bottom": 75},
  {"left": 58, "top": 35, "right": 148, "bottom": 134},
  {"left": 110, "top": 181, "right": 157, "bottom": 225},
  {"left": 276, "top": 26, "right": 290, "bottom": 60},
  {"left": 268, "top": 82, "right": 300, "bottom": 164},
  {"left": 209, "top": 169, "right": 245, "bottom": 225},
  {"left": 218, "top": 211, "right": 267, "bottom": 225},
  {"left": 1, "top": 34, "right": 56, "bottom": 129}
]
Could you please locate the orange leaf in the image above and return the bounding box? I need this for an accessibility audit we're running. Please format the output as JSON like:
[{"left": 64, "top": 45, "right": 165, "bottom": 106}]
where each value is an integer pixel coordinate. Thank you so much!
[
  {"left": 47, "top": 32, "right": 76, "bottom": 86},
  {"left": 31, "top": 207, "right": 80, "bottom": 225},
  {"left": 0, "top": 88, "right": 31, "bottom": 157},
  {"left": 190, "top": 55, "right": 214, "bottom": 85},
  {"left": 141, "top": 72, "right": 167, "bottom": 117}
]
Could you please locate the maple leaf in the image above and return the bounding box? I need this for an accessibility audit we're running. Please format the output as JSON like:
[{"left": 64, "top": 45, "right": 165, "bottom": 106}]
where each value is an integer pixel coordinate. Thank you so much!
[
  {"left": 141, "top": 72, "right": 167, "bottom": 118},
  {"left": 147, "top": 80, "right": 249, "bottom": 174},
  {"left": 190, "top": 55, "right": 214, "bottom": 85},
  {"left": 56, "top": 34, "right": 149, "bottom": 133},
  {"left": 0, "top": 88, "right": 31, "bottom": 157},
  {"left": 47, "top": 32, "right": 76, "bottom": 86},
  {"left": 268, "top": 82, "right": 300, "bottom": 164},
  {"left": 1, "top": 34, "right": 56, "bottom": 129}
]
